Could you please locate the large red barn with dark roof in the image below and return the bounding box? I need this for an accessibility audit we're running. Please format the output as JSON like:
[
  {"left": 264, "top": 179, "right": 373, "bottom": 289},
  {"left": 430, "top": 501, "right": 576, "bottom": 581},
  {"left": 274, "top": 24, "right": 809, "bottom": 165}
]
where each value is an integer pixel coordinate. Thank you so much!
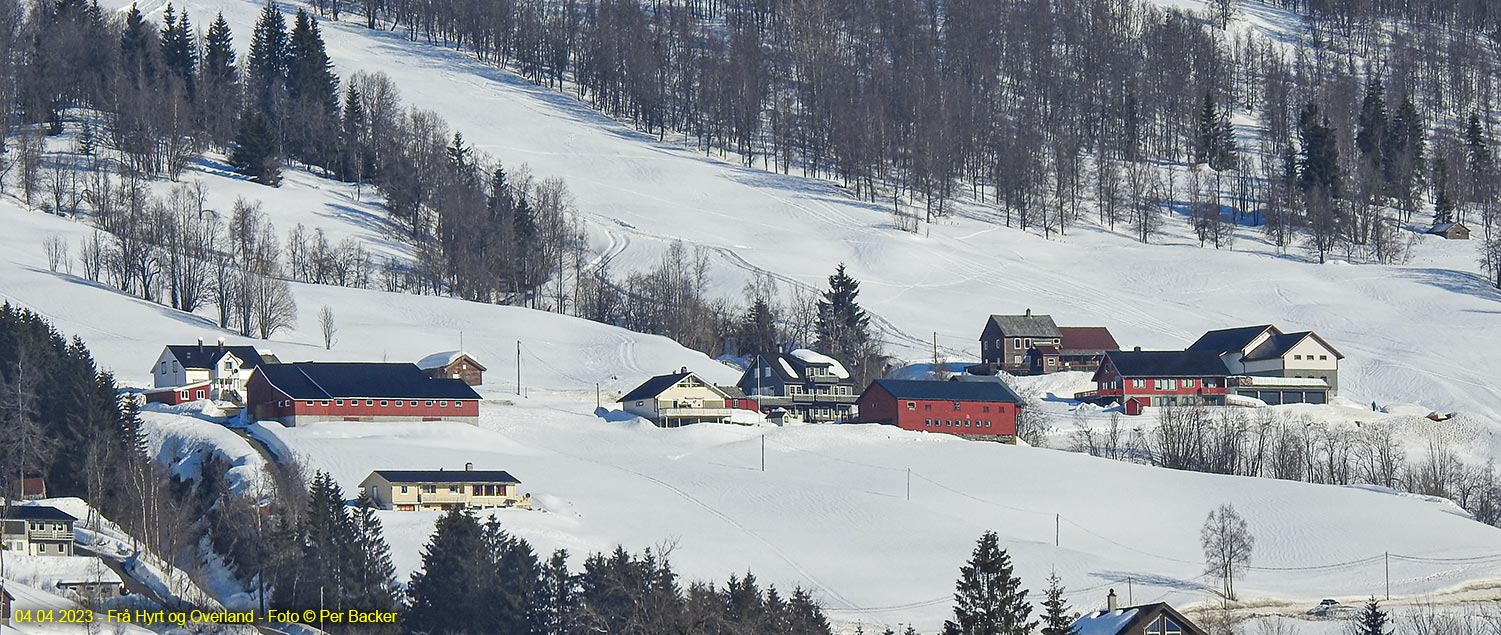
[
  {"left": 247, "top": 362, "right": 481, "bottom": 426},
  {"left": 856, "top": 379, "right": 1023, "bottom": 442}
]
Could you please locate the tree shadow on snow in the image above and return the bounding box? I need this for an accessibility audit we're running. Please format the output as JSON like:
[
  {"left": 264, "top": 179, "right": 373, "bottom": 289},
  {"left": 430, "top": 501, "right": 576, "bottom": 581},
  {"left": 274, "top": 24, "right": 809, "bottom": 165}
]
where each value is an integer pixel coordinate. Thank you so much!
[{"left": 1396, "top": 267, "right": 1501, "bottom": 302}]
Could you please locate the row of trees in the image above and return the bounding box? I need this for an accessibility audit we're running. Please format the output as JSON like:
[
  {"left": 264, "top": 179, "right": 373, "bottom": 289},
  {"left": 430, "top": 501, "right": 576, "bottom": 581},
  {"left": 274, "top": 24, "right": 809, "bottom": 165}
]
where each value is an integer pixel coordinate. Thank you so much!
[{"left": 1070, "top": 406, "right": 1501, "bottom": 527}]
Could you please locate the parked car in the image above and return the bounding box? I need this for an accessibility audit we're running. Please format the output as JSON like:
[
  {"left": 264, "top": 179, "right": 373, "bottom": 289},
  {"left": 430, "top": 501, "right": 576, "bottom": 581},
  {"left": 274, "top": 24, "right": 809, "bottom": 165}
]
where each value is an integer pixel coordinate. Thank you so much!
[{"left": 1306, "top": 599, "right": 1354, "bottom": 617}]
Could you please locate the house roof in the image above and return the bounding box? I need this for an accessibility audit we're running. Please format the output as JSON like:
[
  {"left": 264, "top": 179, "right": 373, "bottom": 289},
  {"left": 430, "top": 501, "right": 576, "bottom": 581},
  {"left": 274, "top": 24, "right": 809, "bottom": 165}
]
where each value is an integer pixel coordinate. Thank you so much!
[
  {"left": 1032, "top": 345, "right": 1061, "bottom": 355},
  {"left": 1429, "top": 222, "right": 1467, "bottom": 233},
  {"left": 1070, "top": 603, "right": 1203, "bottom": 635},
  {"left": 1185, "top": 325, "right": 1277, "bottom": 355},
  {"left": 1059, "top": 326, "right": 1120, "bottom": 352},
  {"left": 1, "top": 505, "right": 77, "bottom": 522},
  {"left": 369, "top": 470, "right": 519, "bottom": 484},
  {"left": 1104, "top": 350, "right": 1229, "bottom": 377},
  {"left": 416, "top": 351, "right": 487, "bottom": 371},
  {"left": 868, "top": 379, "right": 1023, "bottom": 404},
  {"left": 741, "top": 350, "right": 853, "bottom": 385},
  {"left": 984, "top": 313, "right": 1062, "bottom": 339},
  {"left": 620, "top": 371, "right": 692, "bottom": 401},
  {"left": 255, "top": 363, "right": 482, "bottom": 400},
  {"left": 165, "top": 344, "right": 271, "bottom": 370}
]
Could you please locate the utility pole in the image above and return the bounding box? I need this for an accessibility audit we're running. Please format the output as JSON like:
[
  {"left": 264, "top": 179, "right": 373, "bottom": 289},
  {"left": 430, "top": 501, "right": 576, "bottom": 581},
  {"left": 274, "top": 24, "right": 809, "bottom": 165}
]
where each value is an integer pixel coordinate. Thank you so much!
[
  {"left": 516, "top": 341, "right": 522, "bottom": 396},
  {"left": 761, "top": 434, "right": 765, "bottom": 472},
  {"left": 1127, "top": 577, "right": 1133, "bottom": 605},
  {"left": 906, "top": 468, "right": 911, "bottom": 501},
  {"left": 1055, "top": 514, "right": 1060, "bottom": 547},
  {"left": 1385, "top": 552, "right": 1390, "bottom": 600},
  {"left": 596, "top": 383, "right": 601, "bottom": 409}
]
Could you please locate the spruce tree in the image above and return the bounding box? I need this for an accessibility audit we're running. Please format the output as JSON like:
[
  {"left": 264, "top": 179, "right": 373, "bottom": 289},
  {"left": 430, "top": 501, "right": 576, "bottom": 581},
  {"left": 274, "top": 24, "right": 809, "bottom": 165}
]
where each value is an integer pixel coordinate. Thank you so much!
[
  {"left": 484, "top": 517, "right": 543, "bottom": 633},
  {"left": 1298, "top": 103, "right": 1342, "bottom": 198},
  {"left": 1354, "top": 597, "right": 1389, "bottom": 635},
  {"left": 247, "top": 1, "right": 291, "bottom": 115},
  {"left": 406, "top": 508, "right": 492, "bottom": 634},
  {"left": 350, "top": 492, "right": 399, "bottom": 626},
  {"left": 538, "top": 550, "right": 577, "bottom": 635},
  {"left": 1039, "top": 574, "right": 1078, "bottom": 635},
  {"left": 814, "top": 263, "right": 872, "bottom": 374},
  {"left": 232, "top": 110, "right": 284, "bottom": 186},
  {"left": 1356, "top": 78, "right": 1387, "bottom": 160},
  {"left": 286, "top": 10, "right": 340, "bottom": 166},
  {"left": 201, "top": 13, "right": 239, "bottom": 143},
  {"left": 942, "top": 531, "right": 1037, "bottom": 635},
  {"left": 739, "top": 298, "right": 779, "bottom": 355},
  {"left": 159, "top": 4, "right": 197, "bottom": 99},
  {"left": 119, "top": 3, "right": 158, "bottom": 84}
]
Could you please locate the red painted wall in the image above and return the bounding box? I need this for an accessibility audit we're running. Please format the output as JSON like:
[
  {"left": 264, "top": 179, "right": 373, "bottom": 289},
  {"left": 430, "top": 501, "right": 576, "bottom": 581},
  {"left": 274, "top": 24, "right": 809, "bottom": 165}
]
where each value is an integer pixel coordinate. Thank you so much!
[
  {"left": 858, "top": 387, "right": 1017, "bottom": 436},
  {"left": 146, "top": 383, "right": 209, "bottom": 405},
  {"left": 247, "top": 372, "right": 479, "bottom": 421}
]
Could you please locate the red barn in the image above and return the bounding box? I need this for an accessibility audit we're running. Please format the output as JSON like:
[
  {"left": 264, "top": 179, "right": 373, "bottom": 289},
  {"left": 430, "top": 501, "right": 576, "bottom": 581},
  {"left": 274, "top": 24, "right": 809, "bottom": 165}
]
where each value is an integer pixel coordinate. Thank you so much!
[
  {"left": 856, "top": 379, "right": 1023, "bottom": 442},
  {"left": 247, "top": 362, "right": 481, "bottom": 426},
  {"left": 1080, "top": 349, "right": 1229, "bottom": 411},
  {"left": 144, "top": 380, "right": 211, "bottom": 405}
]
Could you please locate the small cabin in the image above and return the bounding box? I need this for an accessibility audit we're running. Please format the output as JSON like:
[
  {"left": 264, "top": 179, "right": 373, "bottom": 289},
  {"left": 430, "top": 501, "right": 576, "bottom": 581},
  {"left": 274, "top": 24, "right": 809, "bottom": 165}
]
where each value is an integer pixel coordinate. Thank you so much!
[
  {"left": 1428, "top": 222, "right": 1470, "bottom": 240},
  {"left": 417, "top": 351, "right": 487, "bottom": 386}
]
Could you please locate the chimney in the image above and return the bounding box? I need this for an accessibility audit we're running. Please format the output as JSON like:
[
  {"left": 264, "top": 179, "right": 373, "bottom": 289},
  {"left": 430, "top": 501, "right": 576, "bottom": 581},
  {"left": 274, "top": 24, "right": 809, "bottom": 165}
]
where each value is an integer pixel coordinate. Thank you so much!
[
  {"left": 465, "top": 462, "right": 473, "bottom": 471},
  {"left": 680, "top": 366, "right": 688, "bottom": 374},
  {"left": 1133, "top": 346, "right": 1142, "bottom": 352},
  {"left": 1025, "top": 308, "right": 1032, "bottom": 317},
  {"left": 197, "top": 337, "right": 204, "bottom": 350},
  {"left": 1107, "top": 589, "right": 1118, "bottom": 611},
  {"left": 217, "top": 337, "right": 225, "bottom": 350}
]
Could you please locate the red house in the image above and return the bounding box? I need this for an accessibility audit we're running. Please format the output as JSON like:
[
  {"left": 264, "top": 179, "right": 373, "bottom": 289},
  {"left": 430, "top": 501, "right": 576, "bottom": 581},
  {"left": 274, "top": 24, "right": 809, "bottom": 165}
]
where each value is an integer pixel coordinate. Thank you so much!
[
  {"left": 247, "top": 362, "right": 481, "bottom": 426},
  {"left": 1078, "top": 349, "right": 1229, "bottom": 412},
  {"left": 144, "top": 380, "right": 212, "bottom": 405},
  {"left": 856, "top": 379, "right": 1023, "bottom": 442}
]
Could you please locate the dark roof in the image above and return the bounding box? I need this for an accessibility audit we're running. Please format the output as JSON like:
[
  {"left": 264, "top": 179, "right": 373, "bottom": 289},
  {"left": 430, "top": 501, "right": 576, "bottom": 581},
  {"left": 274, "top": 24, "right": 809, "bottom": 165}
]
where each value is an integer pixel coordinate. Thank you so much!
[
  {"left": 255, "top": 363, "right": 482, "bottom": 400},
  {"left": 619, "top": 371, "right": 693, "bottom": 402},
  {"left": 1104, "top": 350, "right": 1229, "bottom": 377},
  {"left": 1, "top": 505, "right": 77, "bottom": 522},
  {"left": 371, "top": 470, "right": 519, "bottom": 484},
  {"left": 1185, "top": 325, "right": 1276, "bottom": 355},
  {"left": 867, "top": 379, "right": 1023, "bottom": 404},
  {"left": 1059, "top": 326, "right": 1120, "bottom": 352},
  {"left": 166, "top": 344, "right": 270, "bottom": 369},
  {"left": 985, "top": 313, "right": 1062, "bottom": 339},
  {"left": 1032, "top": 345, "right": 1060, "bottom": 355}
]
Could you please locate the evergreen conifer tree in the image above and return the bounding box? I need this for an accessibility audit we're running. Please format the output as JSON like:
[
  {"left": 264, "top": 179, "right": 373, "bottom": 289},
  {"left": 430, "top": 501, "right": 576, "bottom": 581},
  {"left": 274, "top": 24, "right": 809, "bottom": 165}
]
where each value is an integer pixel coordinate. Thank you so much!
[
  {"left": 942, "top": 531, "right": 1038, "bottom": 635},
  {"left": 1354, "top": 597, "right": 1389, "bottom": 635},
  {"left": 405, "top": 508, "right": 491, "bottom": 634},
  {"left": 159, "top": 4, "right": 197, "bottom": 99},
  {"left": 247, "top": 1, "right": 291, "bottom": 115},
  {"left": 1356, "top": 78, "right": 1387, "bottom": 160},
  {"left": 1298, "top": 104, "right": 1342, "bottom": 198},
  {"left": 739, "top": 298, "right": 779, "bottom": 355},
  {"left": 201, "top": 13, "right": 239, "bottom": 143},
  {"left": 349, "top": 492, "right": 399, "bottom": 624},
  {"left": 231, "top": 109, "right": 283, "bottom": 186},
  {"left": 814, "top": 263, "right": 872, "bottom": 375},
  {"left": 1039, "top": 573, "right": 1078, "bottom": 635},
  {"left": 119, "top": 3, "right": 158, "bottom": 84}
]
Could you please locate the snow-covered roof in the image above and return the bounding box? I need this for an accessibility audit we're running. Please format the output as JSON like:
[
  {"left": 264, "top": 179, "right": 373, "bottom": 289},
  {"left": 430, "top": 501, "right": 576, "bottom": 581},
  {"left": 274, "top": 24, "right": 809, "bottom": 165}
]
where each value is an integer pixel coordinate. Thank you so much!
[
  {"left": 789, "top": 349, "right": 850, "bottom": 379},
  {"left": 1071, "top": 608, "right": 1139, "bottom": 635},
  {"left": 417, "top": 350, "right": 467, "bottom": 370},
  {"left": 3, "top": 555, "right": 124, "bottom": 588},
  {"left": 1234, "top": 375, "right": 1330, "bottom": 388}
]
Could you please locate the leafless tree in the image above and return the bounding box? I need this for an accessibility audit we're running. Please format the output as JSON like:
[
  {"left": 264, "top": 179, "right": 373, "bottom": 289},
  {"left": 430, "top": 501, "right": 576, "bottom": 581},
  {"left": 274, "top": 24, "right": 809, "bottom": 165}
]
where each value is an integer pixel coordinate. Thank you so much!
[
  {"left": 16, "top": 130, "right": 45, "bottom": 205},
  {"left": 78, "top": 230, "right": 106, "bottom": 281},
  {"left": 1201, "top": 503, "right": 1254, "bottom": 601},
  {"left": 318, "top": 305, "right": 337, "bottom": 350},
  {"left": 250, "top": 274, "right": 297, "bottom": 340},
  {"left": 43, "top": 234, "right": 70, "bottom": 273}
]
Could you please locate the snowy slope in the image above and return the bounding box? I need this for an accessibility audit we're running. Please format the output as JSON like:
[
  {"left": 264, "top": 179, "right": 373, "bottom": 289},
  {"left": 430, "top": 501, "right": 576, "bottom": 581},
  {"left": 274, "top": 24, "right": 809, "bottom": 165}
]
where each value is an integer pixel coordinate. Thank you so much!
[{"left": 99, "top": 0, "right": 1501, "bottom": 422}]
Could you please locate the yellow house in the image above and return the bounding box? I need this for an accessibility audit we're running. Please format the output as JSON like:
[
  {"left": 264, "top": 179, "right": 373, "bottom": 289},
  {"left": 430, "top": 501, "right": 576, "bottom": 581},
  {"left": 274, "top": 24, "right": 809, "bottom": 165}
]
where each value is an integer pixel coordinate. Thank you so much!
[{"left": 358, "top": 467, "right": 529, "bottom": 512}]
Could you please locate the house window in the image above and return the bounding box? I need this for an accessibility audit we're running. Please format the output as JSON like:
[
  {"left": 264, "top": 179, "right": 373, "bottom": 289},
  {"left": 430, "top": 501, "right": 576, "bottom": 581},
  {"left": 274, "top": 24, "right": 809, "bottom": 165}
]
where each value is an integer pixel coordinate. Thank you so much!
[
  {"left": 1320, "top": 355, "right": 1328, "bottom": 360},
  {"left": 366, "top": 400, "right": 374, "bottom": 406},
  {"left": 161, "top": 361, "right": 167, "bottom": 372},
  {"left": 907, "top": 401, "right": 916, "bottom": 410},
  {"left": 1294, "top": 354, "right": 1302, "bottom": 360},
  {"left": 1145, "top": 616, "right": 1184, "bottom": 635},
  {"left": 305, "top": 401, "right": 315, "bottom": 407},
  {"left": 1012, "top": 338, "right": 1021, "bottom": 348},
  {"left": 395, "top": 401, "right": 403, "bottom": 407},
  {"left": 336, "top": 400, "right": 345, "bottom": 406},
  {"left": 400, "top": 486, "right": 408, "bottom": 493},
  {"left": 320, "top": 400, "right": 330, "bottom": 406},
  {"left": 983, "top": 405, "right": 991, "bottom": 413},
  {"left": 224, "top": 361, "right": 233, "bottom": 370},
  {"left": 636, "top": 400, "right": 644, "bottom": 407},
  {"left": 1131, "top": 379, "right": 1145, "bottom": 388},
  {"left": 425, "top": 401, "right": 435, "bottom": 407},
  {"left": 953, "top": 401, "right": 962, "bottom": 410},
  {"left": 180, "top": 391, "right": 190, "bottom": 399},
  {"left": 1182, "top": 379, "right": 1195, "bottom": 388},
  {"left": 196, "top": 389, "right": 206, "bottom": 399},
  {"left": 421, "top": 485, "right": 436, "bottom": 493},
  {"left": 440, "top": 401, "right": 448, "bottom": 407},
  {"left": 381, "top": 400, "right": 389, "bottom": 407},
  {"left": 449, "top": 485, "right": 460, "bottom": 493}
]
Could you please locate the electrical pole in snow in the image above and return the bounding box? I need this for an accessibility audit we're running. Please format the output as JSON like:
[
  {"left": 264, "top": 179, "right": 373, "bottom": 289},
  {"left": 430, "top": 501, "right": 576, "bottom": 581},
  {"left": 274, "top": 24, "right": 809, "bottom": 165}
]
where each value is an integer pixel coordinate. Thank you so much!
[
  {"left": 516, "top": 341, "right": 522, "bottom": 396},
  {"left": 906, "top": 468, "right": 911, "bottom": 501},
  {"left": 761, "top": 435, "right": 765, "bottom": 472},
  {"left": 1055, "top": 514, "right": 1060, "bottom": 547}
]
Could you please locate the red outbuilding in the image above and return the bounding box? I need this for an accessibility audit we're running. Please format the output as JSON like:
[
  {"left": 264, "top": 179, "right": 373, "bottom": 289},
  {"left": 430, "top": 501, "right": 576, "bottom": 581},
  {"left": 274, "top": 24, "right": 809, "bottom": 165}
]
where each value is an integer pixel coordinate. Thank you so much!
[
  {"left": 144, "top": 380, "right": 212, "bottom": 405},
  {"left": 856, "top": 379, "right": 1023, "bottom": 442},
  {"left": 1080, "top": 349, "right": 1229, "bottom": 411},
  {"left": 247, "top": 362, "right": 481, "bottom": 426}
]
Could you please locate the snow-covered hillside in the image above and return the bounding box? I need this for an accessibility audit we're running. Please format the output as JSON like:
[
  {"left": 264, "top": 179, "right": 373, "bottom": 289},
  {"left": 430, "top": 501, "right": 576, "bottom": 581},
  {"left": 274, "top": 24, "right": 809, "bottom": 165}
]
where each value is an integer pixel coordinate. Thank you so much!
[{"left": 96, "top": 0, "right": 1501, "bottom": 421}]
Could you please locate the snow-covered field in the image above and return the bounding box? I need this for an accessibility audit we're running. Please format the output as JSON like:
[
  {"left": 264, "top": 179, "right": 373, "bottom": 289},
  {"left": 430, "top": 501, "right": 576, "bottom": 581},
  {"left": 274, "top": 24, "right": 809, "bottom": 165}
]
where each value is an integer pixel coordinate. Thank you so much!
[{"left": 2, "top": 0, "right": 1501, "bottom": 630}]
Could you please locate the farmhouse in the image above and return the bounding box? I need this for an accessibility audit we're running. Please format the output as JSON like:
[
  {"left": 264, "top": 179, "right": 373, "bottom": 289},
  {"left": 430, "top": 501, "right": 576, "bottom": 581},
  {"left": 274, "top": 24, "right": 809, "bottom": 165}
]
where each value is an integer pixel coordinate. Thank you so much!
[
  {"left": 1428, "top": 222, "right": 1470, "bottom": 240},
  {"left": 150, "top": 339, "right": 279, "bottom": 404},
  {"left": 417, "top": 351, "right": 487, "bottom": 386},
  {"left": 856, "top": 379, "right": 1023, "bottom": 442},
  {"left": 1, "top": 505, "right": 76, "bottom": 556},
  {"left": 979, "top": 310, "right": 1062, "bottom": 374},
  {"left": 247, "top": 362, "right": 482, "bottom": 426},
  {"left": 143, "top": 379, "right": 212, "bottom": 405},
  {"left": 620, "top": 368, "right": 760, "bottom": 427},
  {"left": 737, "top": 348, "right": 858, "bottom": 423},
  {"left": 359, "top": 467, "right": 529, "bottom": 511},
  {"left": 1069, "top": 592, "right": 1208, "bottom": 635},
  {"left": 1080, "top": 349, "right": 1229, "bottom": 414},
  {"left": 1030, "top": 326, "right": 1120, "bottom": 374},
  {"left": 1187, "top": 324, "right": 1343, "bottom": 395}
]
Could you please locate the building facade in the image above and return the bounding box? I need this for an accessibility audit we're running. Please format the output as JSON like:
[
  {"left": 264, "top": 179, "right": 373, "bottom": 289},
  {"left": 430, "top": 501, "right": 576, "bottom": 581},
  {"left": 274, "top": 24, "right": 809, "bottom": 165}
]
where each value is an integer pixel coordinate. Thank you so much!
[
  {"left": 1187, "top": 325, "right": 1343, "bottom": 395},
  {"left": 737, "top": 349, "right": 858, "bottom": 423},
  {"left": 417, "top": 351, "right": 487, "bottom": 386},
  {"left": 247, "top": 362, "right": 482, "bottom": 426},
  {"left": 151, "top": 340, "right": 278, "bottom": 404},
  {"left": 856, "top": 379, "right": 1022, "bottom": 442},
  {"left": 1081, "top": 349, "right": 1230, "bottom": 409},
  {"left": 619, "top": 369, "right": 759, "bottom": 427},
  {"left": 1, "top": 506, "right": 77, "bottom": 556},
  {"left": 359, "top": 468, "right": 528, "bottom": 511},
  {"left": 979, "top": 310, "right": 1062, "bottom": 374},
  {"left": 1070, "top": 593, "right": 1209, "bottom": 635}
]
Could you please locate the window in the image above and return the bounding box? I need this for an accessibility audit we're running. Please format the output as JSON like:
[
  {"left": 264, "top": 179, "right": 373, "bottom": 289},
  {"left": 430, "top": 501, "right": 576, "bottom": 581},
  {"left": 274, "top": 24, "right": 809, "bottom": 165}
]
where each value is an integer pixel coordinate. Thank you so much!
[
  {"left": 400, "top": 486, "right": 408, "bottom": 493},
  {"left": 1012, "top": 338, "right": 1021, "bottom": 348},
  {"left": 421, "top": 485, "right": 437, "bottom": 493},
  {"left": 196, "top": 389, "right": 206, "bottom": 399},
  {"left": 449, "top": 485, "right": 460, "bottom": 493},
  {"left": 180, "top": 390, "right": 190, "bottom": 399},
  {"left": 440, "top": 401, "right": 448, "bottom": 407},
  {"left": 1320, "top": 355, "right": 1329, "bottom": 360},
  {"left": 224, "top": 361, "right": 234, "bottom": 370},
  {"left": 425, "top": 401, "right": 435, "bottom": 407},
  {"left": 305, "top": 401, "right": 315, "bottom": 407},
  {"left": 983, "top": 405, "right": 991, "bottom": 413},
  {"left": 1182, "top": 379, "right": 1195, "bottom": 388},
  {"left": 1145, "top": 616, "right": 1184, "bottom": 635},
  {"left": 161, "top": 361, "right": 167, "bottom": 372},
  {"left": 366, "top": 400, "right": 374, "bottom": 406},
  {"left": 380, "top": 400, "right": 389, "bottom": 407},
  {"left": 906, "top": 401, "right": 916, "bottom": 410},
  {"left": 953, "top": 401, "right": 962, "bottom": 410},
  {"left": 395, "top": 400, "right": 403, "bottom": 407},
  {"left": 636, "top": 400, "right": 644, "bottom": 406},
  {"left": 336, "top": 400, "right": 345, "bottom": 406},
  {"left": 1294, "top": 354, "right": 1302, "bottom": 360},
  {"left": 1131, "top": 379, "right": 1145, "bottom": 388}
]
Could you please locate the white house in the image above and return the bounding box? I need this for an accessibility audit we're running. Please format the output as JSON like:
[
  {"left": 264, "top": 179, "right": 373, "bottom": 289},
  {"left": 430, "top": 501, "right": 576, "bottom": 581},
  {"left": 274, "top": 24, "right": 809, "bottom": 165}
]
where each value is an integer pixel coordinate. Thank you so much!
[
  {"left": 151, "top": 338, "right": 279, "bottom": 404},
  {"left": 1187, "top": 325, "right": 1344, "bottom": 394},
  {"left": 618, "top": 368, "right": 761, "bottom": 427}
]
